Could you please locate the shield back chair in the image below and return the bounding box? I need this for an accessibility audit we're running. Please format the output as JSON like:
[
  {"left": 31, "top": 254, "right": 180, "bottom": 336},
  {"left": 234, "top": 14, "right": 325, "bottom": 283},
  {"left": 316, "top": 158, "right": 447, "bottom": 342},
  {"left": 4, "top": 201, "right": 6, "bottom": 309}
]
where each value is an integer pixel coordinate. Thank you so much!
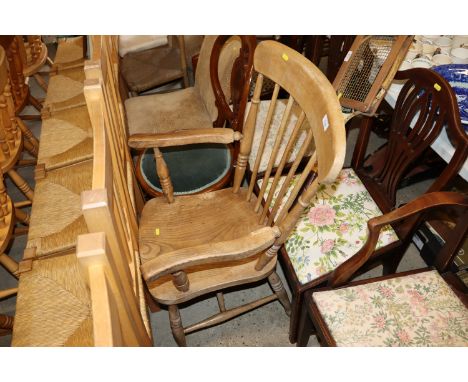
[
  {"left": 123, "top": 40, "right": 346, "bottom": 346},
  {"left": 126, "top": 35, "right": 256, "bottom": 198},
  {"left": 297, "top": 191, "right": 468, "bottom": 347},
  {"left": 0, "top": 46, "right": 36, "bottom": 202},
  {"left": 273, "top": 67, "right": 468, "bottom": 343},
  {"left": 120, "top": 35, "right": 204, "bottom": 95}
]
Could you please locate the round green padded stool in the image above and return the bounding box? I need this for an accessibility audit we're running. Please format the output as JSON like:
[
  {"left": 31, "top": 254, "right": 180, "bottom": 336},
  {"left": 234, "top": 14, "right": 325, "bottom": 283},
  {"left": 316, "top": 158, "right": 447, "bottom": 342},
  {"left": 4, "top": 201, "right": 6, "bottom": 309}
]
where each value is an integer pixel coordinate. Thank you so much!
[{"left": 136, "top": 143, "right": 233, "bottom": 198}]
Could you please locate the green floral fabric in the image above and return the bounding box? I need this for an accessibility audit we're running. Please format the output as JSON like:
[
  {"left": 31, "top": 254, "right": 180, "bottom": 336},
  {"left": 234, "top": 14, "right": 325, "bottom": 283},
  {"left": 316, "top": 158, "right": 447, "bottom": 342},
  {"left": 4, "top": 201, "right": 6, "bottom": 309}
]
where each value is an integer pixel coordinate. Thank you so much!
[
  {"left": 259, "top": 168, "right": 398, "bottom": 285},
  {"left": 313, "top": 270, "right": 468, "bottom": 346}
]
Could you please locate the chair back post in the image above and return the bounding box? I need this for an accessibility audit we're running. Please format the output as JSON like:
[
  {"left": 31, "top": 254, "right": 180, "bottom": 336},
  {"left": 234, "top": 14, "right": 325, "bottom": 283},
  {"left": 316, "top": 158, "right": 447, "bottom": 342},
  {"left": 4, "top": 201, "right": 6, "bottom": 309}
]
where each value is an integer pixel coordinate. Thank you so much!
[{"left": 209, "top": 35, "right": 256, "bottom": 132}]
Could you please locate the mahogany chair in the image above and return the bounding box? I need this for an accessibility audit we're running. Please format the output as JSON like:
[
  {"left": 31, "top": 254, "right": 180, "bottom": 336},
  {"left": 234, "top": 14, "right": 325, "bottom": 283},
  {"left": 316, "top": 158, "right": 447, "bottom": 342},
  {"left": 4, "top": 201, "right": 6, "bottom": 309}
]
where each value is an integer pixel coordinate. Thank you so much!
[
  {"left": 120, "top": 35, "right": 204, "bottom": 95},
  {"left": 297, "top": 191, "right": 468, "bottom": 346},
  {"left": 272, "top": 67, "right": 468, "bottom": 343},
  {"left": 126, "top": 35, "right": 256, "bottom": 198},
  {"left": 124, "top": 40, "right": 346, "bottom": 346}
]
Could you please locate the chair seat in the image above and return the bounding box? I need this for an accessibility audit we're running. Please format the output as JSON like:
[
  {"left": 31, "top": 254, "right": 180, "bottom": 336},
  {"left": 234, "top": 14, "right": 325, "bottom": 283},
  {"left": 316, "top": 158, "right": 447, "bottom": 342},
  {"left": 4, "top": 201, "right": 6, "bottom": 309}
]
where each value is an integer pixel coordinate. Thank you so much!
[
  {"left": 12, "top": 252, "right": 93, "bottom": 346},
  {"left": 247, "top": 99, "right": 314, "bottom": 173},
  {"left": 139, "top": 187, "right": 275, "bottom": 304},
  {"left": 259, "top": 168, "right": 399, "bottom": 285},
  {"left": 137, "top": 143, "right": 231, "bottom": 196},
  {"left": 53, "top": 36, "right": 85, "bottom": 67},
  {"left": 38, "top": 105, "right": 93, "bottom": 170},
  {"left": 26, "top": 160, "right": 92, "bottom": 257},
  {"left": 125, "top": 87, "right": 213, "bottom": 136},
  {"left": 312, "top": 270, "right": 468, "bottom": 346},
  {"left": 43, "top": 67, "right": 86, "bottom": 112},
  {"left": 121, "top": 44, "right": 184, "bottom": 93},
  {"left": 119, "top": 35, "right": 169, "bottom": 57}
]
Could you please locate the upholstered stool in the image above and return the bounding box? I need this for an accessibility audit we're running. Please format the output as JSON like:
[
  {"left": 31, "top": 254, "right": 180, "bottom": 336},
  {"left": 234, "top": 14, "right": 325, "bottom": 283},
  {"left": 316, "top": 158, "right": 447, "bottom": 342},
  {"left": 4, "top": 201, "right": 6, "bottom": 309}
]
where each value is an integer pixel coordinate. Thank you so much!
[
  {"left": 12, "top": 252, "right": 93, "bottom": 346},
  {"left": 312, "top": 269, "right": 468, "bottom": 346},
  {"left": 26, "top": 159, "right": 92, "bottom": 258},
  {"left": 137, "top": 143, "right": 232, "bottom": 197},
  {"left": 37, "top": 105, "right": 93, "bottom": 170}
]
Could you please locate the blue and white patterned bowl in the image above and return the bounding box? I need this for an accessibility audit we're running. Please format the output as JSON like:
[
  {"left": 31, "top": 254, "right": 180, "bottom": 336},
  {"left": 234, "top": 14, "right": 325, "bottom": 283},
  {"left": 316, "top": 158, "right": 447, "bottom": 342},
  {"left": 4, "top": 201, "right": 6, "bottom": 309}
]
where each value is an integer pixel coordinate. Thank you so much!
[{"left": 432, "top": 64, "right": 468, "bottom": 128}]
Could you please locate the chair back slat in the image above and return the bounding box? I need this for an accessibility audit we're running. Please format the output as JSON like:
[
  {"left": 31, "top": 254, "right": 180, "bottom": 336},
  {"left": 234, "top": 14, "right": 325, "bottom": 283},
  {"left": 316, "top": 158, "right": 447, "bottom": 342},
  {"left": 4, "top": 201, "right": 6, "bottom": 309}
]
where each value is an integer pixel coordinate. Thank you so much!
[
  {"left": 239, "top": 41, "right": 346, "bottom": 250},
  {"left": 246, "top": 83, "right": 280, "bottom": 201},
  {"left": 254, "top": 95, "right": 295, "bottom": 214}
]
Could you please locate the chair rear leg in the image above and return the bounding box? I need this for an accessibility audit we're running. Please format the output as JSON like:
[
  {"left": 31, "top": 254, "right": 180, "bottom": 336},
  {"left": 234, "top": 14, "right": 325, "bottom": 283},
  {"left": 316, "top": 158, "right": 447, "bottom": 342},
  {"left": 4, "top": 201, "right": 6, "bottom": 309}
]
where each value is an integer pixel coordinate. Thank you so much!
[
  {"left": 168, "top": 304, "right": 187, "bottom": 347},
  {"left": 296, "top": 298, "right": 314, "bottom": 347},
  {"left": 268, "top": 271, "right": 291, "bottom": 316},
  {"left": 288, "top": 291, "right": 303, "bottom": 344}
]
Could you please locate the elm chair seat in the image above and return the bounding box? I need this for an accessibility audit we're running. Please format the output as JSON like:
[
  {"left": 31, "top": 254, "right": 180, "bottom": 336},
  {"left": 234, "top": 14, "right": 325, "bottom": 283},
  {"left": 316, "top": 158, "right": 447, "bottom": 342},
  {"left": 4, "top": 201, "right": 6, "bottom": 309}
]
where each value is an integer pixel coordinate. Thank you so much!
[{"left": 138, "top": 143, "right": 231, "bottom": 196}]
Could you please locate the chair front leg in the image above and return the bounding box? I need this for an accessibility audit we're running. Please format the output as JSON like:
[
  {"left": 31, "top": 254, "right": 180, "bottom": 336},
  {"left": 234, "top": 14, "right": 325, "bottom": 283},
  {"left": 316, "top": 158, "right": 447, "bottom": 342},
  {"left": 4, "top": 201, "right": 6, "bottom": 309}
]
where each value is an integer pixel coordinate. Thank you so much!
[
  {"left": 296, "top": 293, "right": 315, "bottom": 347},
  {"left": 168, "top": 304, "right": 186, "bottom": 347},
  {"left": 268, "top": 271, "right": 291, "bottom": 316},
  {"left": 288, "top": 290, "right": 303, "bottom": 344}
]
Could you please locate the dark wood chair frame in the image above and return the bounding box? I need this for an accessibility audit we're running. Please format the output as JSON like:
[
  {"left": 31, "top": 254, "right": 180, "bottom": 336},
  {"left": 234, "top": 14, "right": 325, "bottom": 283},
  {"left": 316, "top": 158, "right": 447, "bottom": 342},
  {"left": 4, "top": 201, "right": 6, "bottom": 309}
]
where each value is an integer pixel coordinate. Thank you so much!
[
  {"left": 134, "top": 35, "right": 256, "bottom": 198},
  {"left": 296, "top": 191, "right": 468, "bottom": 346},
  {"left": 280, "top": 67, "right": 468, "bottom": 343}
]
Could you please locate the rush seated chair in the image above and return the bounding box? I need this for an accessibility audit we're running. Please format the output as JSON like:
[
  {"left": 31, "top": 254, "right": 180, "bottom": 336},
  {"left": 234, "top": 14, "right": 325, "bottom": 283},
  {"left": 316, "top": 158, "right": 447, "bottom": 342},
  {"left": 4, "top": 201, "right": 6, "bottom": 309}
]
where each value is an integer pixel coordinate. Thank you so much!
[
  {"left": 297, "top": 191, "right": 468, "bottom": 346},
  {"left": 125, "top": 35, "right": 256, "bottom": 198},
  {"left": 124, "top": 40, "right": 347, "bottom": 346},
  {"left": 268, "top": 67, "right": 468, "bottom": 343}
]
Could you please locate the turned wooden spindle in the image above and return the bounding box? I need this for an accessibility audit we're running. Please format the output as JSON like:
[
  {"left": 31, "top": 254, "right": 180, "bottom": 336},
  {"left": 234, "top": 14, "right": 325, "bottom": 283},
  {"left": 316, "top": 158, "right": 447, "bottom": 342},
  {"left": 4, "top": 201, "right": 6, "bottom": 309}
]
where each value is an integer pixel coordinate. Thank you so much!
[
  {"left": 153, "top": 147, "right": 174, "bottom": 203},
  {"left": 0, "top": 314, "right": 14, "bottom": 330},
  {"left": 232, "top": 73, "right": 264, "bottom": 193},
  {"left": 255, "top": 244, "right": 281, "bottom": 271},
  {"left": 172, "top": 270, "right": 189, "bottom": 292},
  {"left": 168, "top": 305, "right": 186, "bottom": 346},
  {"left": 268, "top": 271, "right": 291, "bottom": 315},
  {"left": 7, "top": 169, "right": 34, "bottom": 200}
]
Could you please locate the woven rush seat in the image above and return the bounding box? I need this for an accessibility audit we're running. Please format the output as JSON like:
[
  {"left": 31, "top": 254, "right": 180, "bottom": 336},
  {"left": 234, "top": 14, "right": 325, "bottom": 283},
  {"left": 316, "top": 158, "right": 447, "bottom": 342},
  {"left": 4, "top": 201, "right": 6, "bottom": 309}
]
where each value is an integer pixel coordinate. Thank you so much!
[
  {"left": 26, "top": 159, "right": 92, "bottom": 258},
  {"left": 139, "top": 188, "right": 272, "bottom": 304},
  {"left": 37, "top": 105, "right": 93, "bottom": 170},
  {"left": 43, "top": 66, "right": 86, "bottom": 113},
  {"left": 12, "top": 252, "right": 93, "bottom": 346},
  {"left": 312, "top": 270, "right": 468, "bottom": 346},
  {"left": 259, "top": 168, "right": 399, "bottom": 285},
  {"left": 53, "top": 36, "right": 85, "bottom": 70}
]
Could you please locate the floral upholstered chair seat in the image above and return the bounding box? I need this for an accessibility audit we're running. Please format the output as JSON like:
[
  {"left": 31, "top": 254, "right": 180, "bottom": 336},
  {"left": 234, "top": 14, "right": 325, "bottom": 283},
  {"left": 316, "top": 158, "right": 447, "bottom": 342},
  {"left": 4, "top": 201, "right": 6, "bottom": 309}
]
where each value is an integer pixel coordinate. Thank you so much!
[
  {"left": 312, "top": 270, "right": 468, "bottom": 346},
  {"left": 259, "top": 168, "right": 398, "bottom": 285}
]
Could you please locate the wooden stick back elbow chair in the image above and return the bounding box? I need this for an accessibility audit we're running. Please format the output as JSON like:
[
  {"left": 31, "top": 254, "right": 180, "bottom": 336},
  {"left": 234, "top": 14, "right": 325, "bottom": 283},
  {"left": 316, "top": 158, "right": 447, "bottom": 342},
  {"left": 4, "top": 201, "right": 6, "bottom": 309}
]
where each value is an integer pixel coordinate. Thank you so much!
[
  {"left": 297, "top": 191, "right": 468, "bottom": 346},
  {"left": 125, "top": 35, "right": 256, "bottom": 198},
  {"left": 274, "top": 66, "right": 468, "bottom": 343},
  {"left": 80, "top": 36, "right": 345, "bottom": 346},
  {"left": 126, "top": 40, "right": 346, "bottom": 345}
]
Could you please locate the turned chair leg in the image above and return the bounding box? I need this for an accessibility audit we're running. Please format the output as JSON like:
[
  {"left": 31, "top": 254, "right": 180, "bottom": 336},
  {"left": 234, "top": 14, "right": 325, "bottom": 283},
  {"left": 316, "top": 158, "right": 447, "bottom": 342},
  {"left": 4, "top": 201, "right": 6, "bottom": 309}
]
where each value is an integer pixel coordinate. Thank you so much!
[
  {"left": 0, "top": 314, "right": 14, "bottom": 331},
  {"left": 7, "top": 169, "right": 34, "bottom": 201},
  {"left": 268, "top": 271, "right": 291, "bottom": 316},
  {"left": 168, "top": 305, "right": 186, "bottom": 347}
]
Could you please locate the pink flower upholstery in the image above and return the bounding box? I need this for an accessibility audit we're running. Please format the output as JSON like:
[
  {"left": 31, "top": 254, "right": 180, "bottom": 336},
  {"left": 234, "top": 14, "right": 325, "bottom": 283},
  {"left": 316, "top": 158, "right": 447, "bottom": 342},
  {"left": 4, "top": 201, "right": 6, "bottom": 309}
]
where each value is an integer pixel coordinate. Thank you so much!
[{"left": 313, "top": 270, "right": 468, "bottom": 346}]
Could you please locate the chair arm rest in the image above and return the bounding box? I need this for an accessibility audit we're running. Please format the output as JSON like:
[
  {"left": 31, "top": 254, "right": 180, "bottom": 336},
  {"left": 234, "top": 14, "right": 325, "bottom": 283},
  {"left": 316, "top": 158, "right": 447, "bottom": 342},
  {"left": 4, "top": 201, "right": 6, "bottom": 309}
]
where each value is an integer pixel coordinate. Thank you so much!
[
  {"left": 141, "top": 226, "right": 280, "bottom": 283},
  {"left": 128, "top": 128, "right": 243, "bottom": 149},
  {"left": 329, "top": 192, "right": 468, "bottom": 287}
]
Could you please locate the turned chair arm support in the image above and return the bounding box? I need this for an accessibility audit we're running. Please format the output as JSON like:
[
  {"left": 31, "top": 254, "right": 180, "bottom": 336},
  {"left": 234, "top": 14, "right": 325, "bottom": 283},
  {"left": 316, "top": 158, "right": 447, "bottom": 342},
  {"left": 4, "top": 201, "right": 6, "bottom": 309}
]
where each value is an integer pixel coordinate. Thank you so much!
[
  {"left": 141, "top": 226, "right": 281, "bottom": 283},
  {"left": 128, "top": 128, "right": 243, "bottom": 149},
  {"left": 328, "top": 192, "right": 468, "bottom": 288}
]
